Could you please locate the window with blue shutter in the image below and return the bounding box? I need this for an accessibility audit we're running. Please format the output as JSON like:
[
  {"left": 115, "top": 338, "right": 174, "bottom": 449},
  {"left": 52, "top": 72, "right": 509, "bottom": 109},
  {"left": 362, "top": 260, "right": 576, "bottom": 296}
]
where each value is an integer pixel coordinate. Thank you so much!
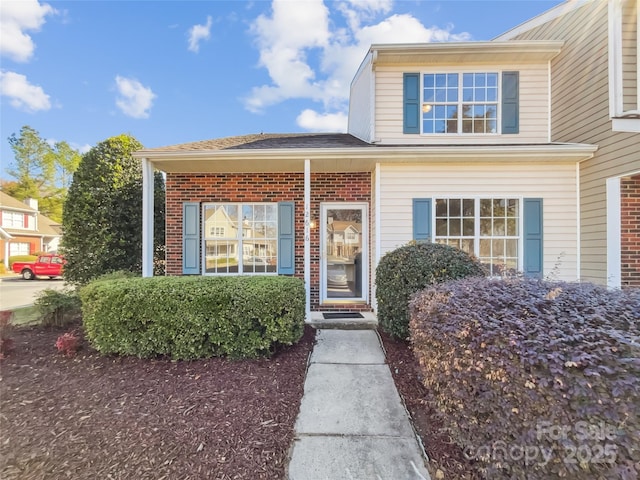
[
  {"left": 413, "top": 198, "right": 432, "bottom": 241},
  {"left": 403, "top": 73, "right": 420, "bottom": 134},
  {"left": 278, "top": 201, "right": 295, "bottom": 275},
  {"left": 502, "top": 71, "right": 519, "bottom": 134},
  {"left": 523, "top": 198, "right": 543, "bottom": 278},
  {"left": 182, "top": 202, "right": 200, "bottom": 275}
]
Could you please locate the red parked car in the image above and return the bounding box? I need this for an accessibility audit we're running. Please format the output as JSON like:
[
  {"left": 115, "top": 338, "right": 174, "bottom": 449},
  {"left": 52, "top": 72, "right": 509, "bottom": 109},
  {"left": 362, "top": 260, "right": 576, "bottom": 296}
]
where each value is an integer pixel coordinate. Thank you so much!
[{"left": 12, "top": 254, "right": 65, "bottom": 280}]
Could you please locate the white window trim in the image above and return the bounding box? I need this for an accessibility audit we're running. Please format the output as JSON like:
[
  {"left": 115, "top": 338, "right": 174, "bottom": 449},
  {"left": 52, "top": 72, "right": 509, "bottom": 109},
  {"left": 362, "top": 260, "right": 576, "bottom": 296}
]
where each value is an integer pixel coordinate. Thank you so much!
[
  {"left": 9, "top": 242, "right": 31, "bottom": 256},
  {"left": 201, "top": 202, "right": 278, "bottom": 276},
  {"left": 2, "top": 211, "right": 27, "bottom": 230},
  {"left": 420, "top": 69, "right": 503, "bottom": 136},
  {"left": 431, "top": 196, "right": 524, "bottom": 275},
  {"left": 608, "top": 0, "right": 640, "bottom": 132}
]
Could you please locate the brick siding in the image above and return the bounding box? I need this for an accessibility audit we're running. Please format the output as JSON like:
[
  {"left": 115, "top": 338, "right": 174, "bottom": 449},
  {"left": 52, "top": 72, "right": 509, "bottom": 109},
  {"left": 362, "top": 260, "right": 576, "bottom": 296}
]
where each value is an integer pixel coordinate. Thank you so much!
[
  {"left": 621, "top": 175, "right": 640, "bottom": 288},
  {"left": 165, "top": 172, "right": 372, "bottom": 311}
]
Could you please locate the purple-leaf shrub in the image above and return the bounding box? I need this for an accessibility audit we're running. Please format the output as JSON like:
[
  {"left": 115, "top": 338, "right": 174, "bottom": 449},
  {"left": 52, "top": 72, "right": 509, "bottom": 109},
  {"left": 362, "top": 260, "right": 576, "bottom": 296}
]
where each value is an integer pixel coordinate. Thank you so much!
[{"left": 410, "top": 277, "right": 639, "bottom": 480}]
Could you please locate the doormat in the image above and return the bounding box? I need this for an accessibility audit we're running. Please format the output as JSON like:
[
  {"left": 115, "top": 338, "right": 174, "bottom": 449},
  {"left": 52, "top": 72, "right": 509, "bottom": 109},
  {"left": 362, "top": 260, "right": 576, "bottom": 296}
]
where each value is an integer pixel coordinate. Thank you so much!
[{"left": 322, "top": 312, "right": 364, "bottom": 319}]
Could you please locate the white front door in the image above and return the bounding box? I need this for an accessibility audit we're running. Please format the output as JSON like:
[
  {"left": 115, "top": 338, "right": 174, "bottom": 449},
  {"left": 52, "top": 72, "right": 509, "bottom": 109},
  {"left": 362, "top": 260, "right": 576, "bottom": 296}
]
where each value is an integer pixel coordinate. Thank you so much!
[{"left": 320, "top": 203, "right": 368, "bottom": 304}]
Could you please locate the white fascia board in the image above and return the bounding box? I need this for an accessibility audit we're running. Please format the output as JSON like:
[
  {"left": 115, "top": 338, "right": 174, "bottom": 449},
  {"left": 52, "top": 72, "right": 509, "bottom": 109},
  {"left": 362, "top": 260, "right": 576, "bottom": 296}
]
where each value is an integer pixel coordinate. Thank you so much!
[{"left": 141, "top": 143, "right": 598, "bottom": 162}]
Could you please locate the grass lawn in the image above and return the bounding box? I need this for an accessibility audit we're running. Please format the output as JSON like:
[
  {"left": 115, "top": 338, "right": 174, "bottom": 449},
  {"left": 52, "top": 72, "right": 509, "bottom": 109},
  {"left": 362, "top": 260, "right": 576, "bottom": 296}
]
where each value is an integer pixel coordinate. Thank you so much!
[{"left": 7, "top": 306, "right": 41, "bottom": 326}]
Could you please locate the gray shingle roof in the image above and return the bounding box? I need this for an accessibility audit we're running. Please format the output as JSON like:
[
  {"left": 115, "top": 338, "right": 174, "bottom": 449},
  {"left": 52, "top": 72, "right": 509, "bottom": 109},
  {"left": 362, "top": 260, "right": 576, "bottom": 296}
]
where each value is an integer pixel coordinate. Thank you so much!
[{"left": 139, "top": 133, "right": 372, "bottom": 153}]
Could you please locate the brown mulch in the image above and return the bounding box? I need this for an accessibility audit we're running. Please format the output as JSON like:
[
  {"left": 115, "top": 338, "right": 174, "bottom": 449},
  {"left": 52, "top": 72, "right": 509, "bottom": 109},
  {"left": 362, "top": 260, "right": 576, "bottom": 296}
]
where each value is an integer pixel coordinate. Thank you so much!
[
  {"left": 380, "top": 331, "right": 482, "bottom": 480},
  {"left": 0, "top": 323, "right": 314, "bottom": 480}
]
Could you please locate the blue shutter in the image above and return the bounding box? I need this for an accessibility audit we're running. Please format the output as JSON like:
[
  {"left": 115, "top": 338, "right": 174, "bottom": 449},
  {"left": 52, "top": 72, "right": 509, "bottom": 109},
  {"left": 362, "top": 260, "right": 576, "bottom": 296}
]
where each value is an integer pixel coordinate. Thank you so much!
[
  {"left": 502, "top": 71, "right": 519, "bottom": 134},
  {"left": 523, "top": 198, "right": 543, "bottom": 278},
  {"left": 278, "top": 202, "right": 295, "bottom": 275},
  {"left": 182, "top": 202, "right": 200, "bottom": 275},
  {"left": 413, "top": 198, "right": 432, "bottom": 242},
  {"left": 403, "top": 73, "right": 420, "bottom": 134}
]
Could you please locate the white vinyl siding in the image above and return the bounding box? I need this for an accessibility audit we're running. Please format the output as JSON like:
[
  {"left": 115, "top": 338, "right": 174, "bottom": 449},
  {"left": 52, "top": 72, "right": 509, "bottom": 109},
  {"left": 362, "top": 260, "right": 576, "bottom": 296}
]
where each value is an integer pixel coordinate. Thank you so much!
[
  {"left": 374, "top": 64, "right": 549, "bottom": 144},
  {"left": 512, "top": 0, "right": 640, "bottom": 284},
  {"left": 378, "top": 162, "right": 579, "bottom": 281},
  {"left": 348, "top": 53, "right": 374, "bottom": 143}
]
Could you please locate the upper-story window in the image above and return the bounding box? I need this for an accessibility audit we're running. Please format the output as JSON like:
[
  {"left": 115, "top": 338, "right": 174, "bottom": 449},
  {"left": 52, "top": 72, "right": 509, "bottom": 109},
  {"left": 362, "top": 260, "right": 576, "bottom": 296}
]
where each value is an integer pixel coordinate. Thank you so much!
[
  {"left": 422, "top": 72, "right": 499, "bottom": 134},
  {"left": 609, "top": 0, "right": 639, "bottom": 132},
  {"left": 2, "top": 211, "right": 26, "bottom": 229}
]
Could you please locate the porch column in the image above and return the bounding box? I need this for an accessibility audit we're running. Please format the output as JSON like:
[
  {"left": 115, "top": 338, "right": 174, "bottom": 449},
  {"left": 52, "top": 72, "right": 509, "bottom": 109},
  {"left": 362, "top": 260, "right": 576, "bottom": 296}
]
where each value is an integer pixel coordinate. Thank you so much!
[
  {"left": 304, "top": 159, "right": 311, "bottom": 319},
  {"left": 142, "top": 158, "right": 154, "bottom": 278},
  {"left": 606, "top": 176, "right": 621, "bottom": 289}
]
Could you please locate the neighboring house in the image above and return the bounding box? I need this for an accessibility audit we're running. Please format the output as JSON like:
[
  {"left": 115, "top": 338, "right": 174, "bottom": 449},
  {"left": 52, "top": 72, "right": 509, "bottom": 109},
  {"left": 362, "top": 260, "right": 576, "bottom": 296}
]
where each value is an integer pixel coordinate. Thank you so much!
[
  {"left": 495, "top": 0, "right": 639, "bottom": 288},
  {"left": 135, "top": 0, "right": 638, "bottom": 319},
  {"left": 0, "top": 192, "right": 62, "bottom": 266}
]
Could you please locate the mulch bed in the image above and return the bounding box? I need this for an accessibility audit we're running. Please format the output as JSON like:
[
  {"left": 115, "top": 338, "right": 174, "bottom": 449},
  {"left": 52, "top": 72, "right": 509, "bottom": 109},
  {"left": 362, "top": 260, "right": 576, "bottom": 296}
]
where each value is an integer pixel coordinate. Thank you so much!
[
  {"left": 380, "top": 331, "right": 482, "bottom": 480},
  {"left": 0, "top": 323, "right": 314, "bottom": 480}
]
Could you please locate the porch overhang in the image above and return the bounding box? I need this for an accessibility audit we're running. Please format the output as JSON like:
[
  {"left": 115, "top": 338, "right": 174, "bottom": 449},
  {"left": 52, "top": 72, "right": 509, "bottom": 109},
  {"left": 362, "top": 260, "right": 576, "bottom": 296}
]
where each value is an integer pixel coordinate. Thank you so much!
[
  {"left": 137, "top": 139, "right": 597, "bottom": 283},
  {"left": 134, "top": 143, "right": 598, "bottom": 174}
]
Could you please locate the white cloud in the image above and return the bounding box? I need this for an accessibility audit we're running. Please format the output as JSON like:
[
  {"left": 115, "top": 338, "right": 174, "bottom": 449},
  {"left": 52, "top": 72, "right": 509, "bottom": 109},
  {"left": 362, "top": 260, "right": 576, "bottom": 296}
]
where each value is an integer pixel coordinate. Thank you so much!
[
  {"left": 114, "top": 75, "right": 156, "bottom": 119},
  {"left": 245, "top": 0, "right": 330, "bottom": 113},
  {"left": 245, "top": 0, "right": 471, "bottom": 131},
  {"left": 0, "top": 70, "right": 51, "bottom": 112},
  {"left": 47, "top": 138, "right": 91, "bottom": 154},
  {"left": 71, "top": 142, "right": 92, "bottom": 154},
  {"left": 0, "top": 0, "right": 56, "bottom": 62},
  {"left": 297, "top": 109, "right": 348, "bottom": 132},
  {"left": 187, "top": 15, "right": 213, "bottom": 53}
]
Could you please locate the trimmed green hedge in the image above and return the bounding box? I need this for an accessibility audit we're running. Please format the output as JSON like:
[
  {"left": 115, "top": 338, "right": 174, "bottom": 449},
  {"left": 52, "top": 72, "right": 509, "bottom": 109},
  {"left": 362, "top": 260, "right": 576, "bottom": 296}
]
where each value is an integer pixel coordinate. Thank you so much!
[
  {"left": 376, "top": 241, "right": 485, "bottom": 339},
  {"left": 80, "top": 276, "right": 306, "bottom": 359},
  {"left": 8, "top": 255, "right": 38, "bottom": 269}
]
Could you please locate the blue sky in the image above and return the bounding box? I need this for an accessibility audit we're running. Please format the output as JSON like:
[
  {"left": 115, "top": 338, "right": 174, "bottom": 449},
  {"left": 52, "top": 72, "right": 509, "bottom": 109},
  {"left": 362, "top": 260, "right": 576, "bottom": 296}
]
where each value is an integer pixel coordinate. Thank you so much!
[{"left": 1, "top": 0, "right": 563, "bottom": 179}]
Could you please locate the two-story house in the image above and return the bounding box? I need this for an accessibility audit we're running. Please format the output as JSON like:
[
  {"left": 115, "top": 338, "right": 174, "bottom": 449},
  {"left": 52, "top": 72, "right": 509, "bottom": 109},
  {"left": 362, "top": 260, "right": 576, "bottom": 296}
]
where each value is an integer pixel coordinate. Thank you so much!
[
  {"left": 495, "top": 0, "right": 639, "bottom": 289},
  {"left": 0, "top": 192, "right": 62, "bottom": 267},
  {"left": 134, "top": 0, "right": 637, "bottom": 319}
]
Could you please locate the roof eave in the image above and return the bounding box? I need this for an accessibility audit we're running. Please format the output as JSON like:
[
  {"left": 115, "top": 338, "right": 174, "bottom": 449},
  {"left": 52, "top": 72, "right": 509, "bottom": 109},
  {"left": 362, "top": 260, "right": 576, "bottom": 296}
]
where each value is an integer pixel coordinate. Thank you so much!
[
  {"left": 369, "top": 40, "right": 565, "bottom": 65},
  {"left": 137, "top": 143, "right": 598, "bottom": 173}
]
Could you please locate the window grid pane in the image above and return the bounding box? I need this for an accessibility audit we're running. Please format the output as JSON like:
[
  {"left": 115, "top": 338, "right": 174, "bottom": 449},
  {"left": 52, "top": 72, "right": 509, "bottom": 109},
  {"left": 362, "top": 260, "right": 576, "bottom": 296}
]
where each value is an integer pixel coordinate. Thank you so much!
[
  {"left": 425, "top": 72, "right": 499, "bottom": 134},
  {"left": 478, "top": 197, "right": 520, "bottom": 275},
  {"left": 204, "top": 203, "right": 277, "bottom": 274},
  {"left": 434, "top": 198, "right": 476, "bottom": 256},
  {"left": 435, "top": 197, "right": 520, "bottom": 276}
]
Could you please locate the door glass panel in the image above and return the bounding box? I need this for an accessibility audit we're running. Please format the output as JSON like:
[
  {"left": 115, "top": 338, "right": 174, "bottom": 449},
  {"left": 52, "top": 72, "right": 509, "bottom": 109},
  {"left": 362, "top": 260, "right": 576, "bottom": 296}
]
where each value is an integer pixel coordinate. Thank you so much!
[{"left": 325, "top": 208, "right": 363, "bottom": 299}]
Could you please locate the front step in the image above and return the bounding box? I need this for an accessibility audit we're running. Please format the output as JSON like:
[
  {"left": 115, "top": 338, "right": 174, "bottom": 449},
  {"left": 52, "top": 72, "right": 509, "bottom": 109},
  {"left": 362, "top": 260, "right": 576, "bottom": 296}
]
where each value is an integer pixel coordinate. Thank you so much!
[{"left": 307, "top": 311, "right": 378, "bottom": 330}]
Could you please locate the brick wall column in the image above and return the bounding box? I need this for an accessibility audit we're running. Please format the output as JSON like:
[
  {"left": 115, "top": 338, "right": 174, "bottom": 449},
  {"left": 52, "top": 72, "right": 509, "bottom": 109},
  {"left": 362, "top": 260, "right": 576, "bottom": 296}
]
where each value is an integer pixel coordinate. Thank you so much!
[{"left": 621, "top": 175, "right": 640, "bottom": 288}]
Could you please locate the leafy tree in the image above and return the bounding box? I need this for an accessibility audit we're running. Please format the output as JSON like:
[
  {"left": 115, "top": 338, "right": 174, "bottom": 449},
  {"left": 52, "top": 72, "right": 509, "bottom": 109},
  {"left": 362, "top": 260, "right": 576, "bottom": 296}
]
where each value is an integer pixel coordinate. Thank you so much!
[
  {"left": 7, "top": 126, "right": 54, "bottom": 191},
  {"left": 4, "top": 126, "right": 81, "bottom": 222},
  {"left": 49, "top": 141, "right": 82, "bottom": 190},
  {"left": 61, "top": 134, "right": 165, "bottom": 284}
]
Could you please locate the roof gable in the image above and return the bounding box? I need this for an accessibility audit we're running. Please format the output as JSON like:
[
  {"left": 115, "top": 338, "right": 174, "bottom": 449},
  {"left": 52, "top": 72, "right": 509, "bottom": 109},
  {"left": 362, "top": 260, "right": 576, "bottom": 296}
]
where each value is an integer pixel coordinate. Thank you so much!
[{"left": 0, "top": 191, "right": 38, "bottom": 213}]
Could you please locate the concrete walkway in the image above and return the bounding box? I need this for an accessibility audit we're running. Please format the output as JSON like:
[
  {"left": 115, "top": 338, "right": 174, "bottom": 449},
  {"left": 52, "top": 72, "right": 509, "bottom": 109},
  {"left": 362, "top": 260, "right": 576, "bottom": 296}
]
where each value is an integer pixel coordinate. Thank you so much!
[{"left": 288, "top": 329, "right": 431, "bottom": 480}]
